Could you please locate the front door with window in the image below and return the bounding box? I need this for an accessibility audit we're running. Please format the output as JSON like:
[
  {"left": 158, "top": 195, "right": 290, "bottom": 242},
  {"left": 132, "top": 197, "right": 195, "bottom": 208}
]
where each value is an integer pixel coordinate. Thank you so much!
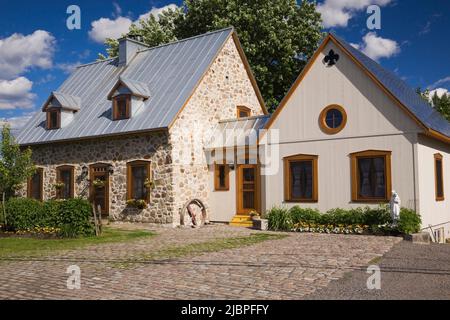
[
  {"left": 90, "top": 165, "right": 109, "bottom": 216},
  {"left": 237, "top": 164, "right": 260, "bottom": 215}
]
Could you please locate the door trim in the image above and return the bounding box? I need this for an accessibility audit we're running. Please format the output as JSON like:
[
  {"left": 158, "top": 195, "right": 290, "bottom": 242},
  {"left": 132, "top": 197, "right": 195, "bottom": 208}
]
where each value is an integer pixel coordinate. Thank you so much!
[
  {"left": 236, "top": 164, "right": 261, "bottom": 215},
  {"left": 89, "top": 163, "right": 110, "bottom": 216}
]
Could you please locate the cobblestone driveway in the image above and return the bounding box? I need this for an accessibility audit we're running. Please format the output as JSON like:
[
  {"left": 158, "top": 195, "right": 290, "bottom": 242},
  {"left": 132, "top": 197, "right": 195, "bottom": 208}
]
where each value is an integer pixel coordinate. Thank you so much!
[{"left": 0, "top": 224, "right": 401, "bottom": 300}]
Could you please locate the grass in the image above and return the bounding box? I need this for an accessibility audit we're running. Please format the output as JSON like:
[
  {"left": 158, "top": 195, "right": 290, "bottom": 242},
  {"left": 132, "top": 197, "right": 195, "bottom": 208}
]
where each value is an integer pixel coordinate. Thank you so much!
[
  {"left": 123, "top": 233, "right": 288, "bottom": 266},
  {"left": 0, "top": 227, "right": 155, "bottom": 258}
]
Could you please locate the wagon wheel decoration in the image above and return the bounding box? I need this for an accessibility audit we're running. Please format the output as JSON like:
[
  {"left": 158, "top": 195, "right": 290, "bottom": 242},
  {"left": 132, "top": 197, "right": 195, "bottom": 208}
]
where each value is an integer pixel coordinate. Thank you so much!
[{"left": 180, "top": 199, "right": 207, "bottom": 228}]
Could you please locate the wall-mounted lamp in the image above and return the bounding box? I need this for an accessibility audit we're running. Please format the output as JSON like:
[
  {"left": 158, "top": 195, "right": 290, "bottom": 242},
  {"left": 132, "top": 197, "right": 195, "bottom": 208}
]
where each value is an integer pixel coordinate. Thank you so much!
[
  {"left": 108, "top": 164, "right": 114, "bottom": 175},
  {"left": 81, "top": 165, "right": 88, "bottom": 178}
]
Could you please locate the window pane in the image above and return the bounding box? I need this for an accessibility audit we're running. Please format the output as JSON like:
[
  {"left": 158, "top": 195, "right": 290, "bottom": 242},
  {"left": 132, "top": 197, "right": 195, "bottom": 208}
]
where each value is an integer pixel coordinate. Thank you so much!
[
  {"left": 243, "top": 191, "right": 255, "bottom": 209},
  {"left": 49, "top": 111, "right": 58, "bottom": 128},
  {"left": 243, "top": 168, "right": 255, "bottom": 182},
  {"left": 436, "top": 159, "right": 443, "bottom": 198},
  {"left": 60, "top": 169, "right": 72, "bottom": 199},
  {"left": 30, "top": 171, "right": 42, "bottom": 200},
  {"left": 358, "top": 157, "right": 386, "bottom": 198},
  {"left": 325, "top": 109, "right": 343, "bottom": 128},
  {"left": 218, "top": 165, "right": 226, "bottom": 188},
  {"left": 132, "top": 165, "right": 147, "bottom": 200},
  {"left": 290, "top": 161, "right": 313, "bottom": 199}
]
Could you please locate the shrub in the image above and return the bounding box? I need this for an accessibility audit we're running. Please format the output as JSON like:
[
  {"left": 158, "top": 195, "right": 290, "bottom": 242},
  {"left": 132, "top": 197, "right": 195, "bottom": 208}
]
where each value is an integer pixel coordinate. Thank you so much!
[
  {"left": 4, "top": 198, "right": 43, "bottom": 231},
  {"left": 289, "top": 207, "right": 321, "bottom": 224},
  {"left": 4, "top": 197, "right": 95, "bottom": 237},
  {"left": 397, "top": 208, "right": 421, "bottom": 235},
  {"left": 266, "top": 207, "right": 292, "bottom": 231}
]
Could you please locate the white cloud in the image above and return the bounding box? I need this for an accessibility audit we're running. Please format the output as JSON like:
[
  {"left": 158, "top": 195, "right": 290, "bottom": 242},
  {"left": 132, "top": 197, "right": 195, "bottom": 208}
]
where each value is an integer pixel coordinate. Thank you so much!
[
  {"left": 0, "top": 77, "right": 36, "bottom": 110},
  {"left": 351, "top": 32, "right": 400, "bottom": 61},
  {"left": 428, "top": 76, "right": 450, "bottom": 90},
  {"left": 317, "top": 0, "right": 392, "bottom": 28},
  {"left": 89, "top": 4, "right": 178, "bottom": 43},
  {"left": 0, "top": 30, "right": 56, "bottom": 79},
  {"left": 0, "top": 113, "right": 34, "bottom": 133},
  {"left": 56, "top": 62, "right": 81, "bottom": 74},
  {"left": 137, "top": 4, "right": 178, "bottom": 22},
  {"left": 429, "top": 88, "right": 449, "bottom": 99},
  {"left": 89, "top": 16, "right": 133, "bottom": 43}
]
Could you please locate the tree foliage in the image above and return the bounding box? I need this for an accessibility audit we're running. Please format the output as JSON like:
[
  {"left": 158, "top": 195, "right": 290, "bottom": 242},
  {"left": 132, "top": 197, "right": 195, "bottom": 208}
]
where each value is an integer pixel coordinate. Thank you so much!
[
  {"left": 0, "top": 125, "right": 35, "bottom": 199},
  {"left": 100, "top": 0, "right": 323, "bottom": 112},
  {"left": 417, "top": 88, "right": 450, "bottom": 122}
]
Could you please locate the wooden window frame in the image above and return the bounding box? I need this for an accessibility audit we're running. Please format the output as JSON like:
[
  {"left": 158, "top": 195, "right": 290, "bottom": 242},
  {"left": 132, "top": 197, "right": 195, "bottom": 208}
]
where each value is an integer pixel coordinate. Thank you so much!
[
  {"left": 46, "top": 109, "right": 61, "bottom": 130},
  {"left": 284, "top": 154, "right": 318, "bottom": 203},
  {"left": 350, "top": 150, "right": 392, "bottom": 203},
  {"left": 319, "top": 104, "right": 347, "bottom": 135},
  {"left": 56, "top": 165, "right": 75, "bottom": 199},
  {"left": 434, "top": 153, "right": 444, "bottom": 201},
  {"left": 237, "top": 106, "right": 251, "bottom": 119},
  {"left": 27, "top": 167, "right": 44, "bottom": 201},
  {"left": 214, "top": 163, "right": 230, "bottom": 191},
  {"left": 113, "top": 95, "right": 131, "bottom": 121},
  {"left": 127, "top": 160, "right": 151, "bottom": 203}
]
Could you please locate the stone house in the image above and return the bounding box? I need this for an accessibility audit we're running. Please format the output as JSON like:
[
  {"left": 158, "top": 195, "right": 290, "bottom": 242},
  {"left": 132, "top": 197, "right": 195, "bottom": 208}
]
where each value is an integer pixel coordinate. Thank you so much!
[
  {"left": 17, "top": 28, "right": 267, "bottom": 225},
  {"left": 17, "top": 30, "right": 450, "bottom": 240}
]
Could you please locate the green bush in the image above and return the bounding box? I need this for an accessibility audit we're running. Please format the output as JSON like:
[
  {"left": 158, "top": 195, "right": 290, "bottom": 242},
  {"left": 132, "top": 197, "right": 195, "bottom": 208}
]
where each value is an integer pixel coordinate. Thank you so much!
[
  {"left": 289, "top": 207, "right": 321, "bottom": 224},
  {"left": 4, "top": 198, "right": 43, "bottom": 231},
  {"left": 397, "top": 208, "right": 421, "bottom": 235},
  {"left": 266, "top": 207, "right": 292, "bottom": 231},
  {"left": 4, "top": 198, "right": 95, "bottom": 237}
]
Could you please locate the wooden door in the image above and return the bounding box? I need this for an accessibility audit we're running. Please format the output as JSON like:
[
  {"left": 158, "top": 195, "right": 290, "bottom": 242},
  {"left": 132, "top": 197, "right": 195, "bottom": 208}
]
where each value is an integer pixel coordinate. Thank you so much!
[
  {"left": 236, "top": 164, "right": 260, "bottom": 215},
  {"left": 90, "top": 165, "right": 109, "bottom": 216}
]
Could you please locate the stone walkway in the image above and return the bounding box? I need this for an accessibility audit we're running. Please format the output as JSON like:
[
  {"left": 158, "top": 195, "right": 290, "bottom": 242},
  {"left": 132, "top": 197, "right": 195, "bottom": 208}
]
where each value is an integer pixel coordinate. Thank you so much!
[{"left": 0, "top": 224, "right": 401, "bottom": 300}]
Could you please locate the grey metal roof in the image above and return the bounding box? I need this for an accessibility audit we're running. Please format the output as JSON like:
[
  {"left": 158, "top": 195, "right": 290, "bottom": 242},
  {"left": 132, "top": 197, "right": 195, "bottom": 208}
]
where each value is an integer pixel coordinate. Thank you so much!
[
  {"left": 207, "top": 115, "right": 270, "bottom": 149},
  {"left": 107, "top": 76, "right": 151, "bottom": 100},
  {"left": 331, "top": 32, "right": 450, "bottom": 138},
  {"left": 17, "top": 27, "right": 234, "bottom": 145},
  {"left": 42, "top": 91, "right": 82, "bottom": 111}
]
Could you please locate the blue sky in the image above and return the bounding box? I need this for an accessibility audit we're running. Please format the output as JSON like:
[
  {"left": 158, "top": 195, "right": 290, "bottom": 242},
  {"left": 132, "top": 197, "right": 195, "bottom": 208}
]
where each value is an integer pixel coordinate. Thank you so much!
[{"left": 0, "top": 0, "right": 449, "bottom": 132}]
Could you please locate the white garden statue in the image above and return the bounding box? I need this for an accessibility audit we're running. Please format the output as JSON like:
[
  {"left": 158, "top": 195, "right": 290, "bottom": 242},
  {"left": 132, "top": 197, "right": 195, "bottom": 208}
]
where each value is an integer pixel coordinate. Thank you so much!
[{"left": 390, "top": 190, "right": 401, "bottom": 223}]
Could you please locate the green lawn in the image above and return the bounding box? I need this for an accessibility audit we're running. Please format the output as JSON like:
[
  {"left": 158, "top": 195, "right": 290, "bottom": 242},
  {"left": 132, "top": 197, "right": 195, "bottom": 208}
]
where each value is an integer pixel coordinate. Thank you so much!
[
  {"left": 0, "top": 228, "right": 155, "bottom": 258},
  {"left": 134, "top": 233, "right": 288, "bottom": 262}
]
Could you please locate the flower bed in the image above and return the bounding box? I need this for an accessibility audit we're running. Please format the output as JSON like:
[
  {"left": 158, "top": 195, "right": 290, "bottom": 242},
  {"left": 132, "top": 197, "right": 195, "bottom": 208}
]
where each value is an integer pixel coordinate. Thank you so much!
[{"left": 265, "top": 205, "right": 421, "bottom": 235}]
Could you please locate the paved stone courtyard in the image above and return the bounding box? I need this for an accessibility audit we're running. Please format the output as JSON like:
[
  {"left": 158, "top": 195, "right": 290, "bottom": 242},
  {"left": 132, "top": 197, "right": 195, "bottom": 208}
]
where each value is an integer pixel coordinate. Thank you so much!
[{"left": 0, "top": 224, "right": 402, "bottom": 300}]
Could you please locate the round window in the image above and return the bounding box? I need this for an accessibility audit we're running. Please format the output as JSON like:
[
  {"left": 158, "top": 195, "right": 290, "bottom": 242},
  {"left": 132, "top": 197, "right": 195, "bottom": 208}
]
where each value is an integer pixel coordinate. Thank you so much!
[{"left": 320, "top": 105, "right": 347, "bottom": 134}]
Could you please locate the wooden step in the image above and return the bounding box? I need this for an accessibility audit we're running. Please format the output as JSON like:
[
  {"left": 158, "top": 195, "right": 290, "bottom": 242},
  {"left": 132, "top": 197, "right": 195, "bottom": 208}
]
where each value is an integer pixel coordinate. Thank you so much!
[{"left": 230, "top": 215, "right": 253, "bottom": 227}]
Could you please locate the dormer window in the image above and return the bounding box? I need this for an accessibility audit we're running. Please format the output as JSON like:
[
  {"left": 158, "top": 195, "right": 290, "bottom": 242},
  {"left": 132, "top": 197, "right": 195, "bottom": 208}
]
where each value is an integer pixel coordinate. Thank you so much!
[
  {"left": 42, "top": 91, "right": 81, "bottom": 130},
  {"left": 46, "top": 109, "right": 60, "bottom": 130},
  {"left": 113, "top": 95, "right": 131, "bottom": 120}
]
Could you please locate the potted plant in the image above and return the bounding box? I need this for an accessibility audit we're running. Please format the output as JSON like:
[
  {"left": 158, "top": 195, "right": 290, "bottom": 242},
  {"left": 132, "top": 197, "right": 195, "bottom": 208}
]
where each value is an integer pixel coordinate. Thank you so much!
[
  {"left": 53, "top": 182, "right": 65, "bottom": 190},
  {"left": 251, "top": 211, "right": 268, "bottom": 231},
  {"left": 144, "top": 178, "right": 154, "bottom": 189},
  {"left": 126, "top": 199, "right": 148, "bottom": 210},
  {"left": 92, "top": 179, "right": 106, "bottom": 189}
]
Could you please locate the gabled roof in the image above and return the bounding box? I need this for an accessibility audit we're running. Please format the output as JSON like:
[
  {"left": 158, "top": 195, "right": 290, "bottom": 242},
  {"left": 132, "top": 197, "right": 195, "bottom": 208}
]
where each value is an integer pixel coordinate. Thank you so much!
[
  {"left": 265, "top": 33, "right": 450, "bottom": 143},
  {"left": 107, "top": 76, "right": 151, "bottom": 100},
  {"left": 19, "top": 27, "right": 261, "bottom": 145},
  {"left": 41, "top": 91, "right": 81, "bottom": 112}
]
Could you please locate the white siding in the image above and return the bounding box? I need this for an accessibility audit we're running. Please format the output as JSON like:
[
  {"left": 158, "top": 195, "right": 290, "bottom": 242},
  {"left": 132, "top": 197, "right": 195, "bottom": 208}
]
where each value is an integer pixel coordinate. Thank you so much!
[
  {"left": 417, "top": 135, "right": 450, "bottom": 239},
  {"left": 265, "top": 41, "right": 424, "bottom": 214}
]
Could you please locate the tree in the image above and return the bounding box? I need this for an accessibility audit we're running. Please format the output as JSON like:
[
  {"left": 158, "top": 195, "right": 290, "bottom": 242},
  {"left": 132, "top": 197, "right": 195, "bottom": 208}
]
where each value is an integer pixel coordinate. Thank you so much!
[
  {"left": 0, "top": 124, "right": 35, "bottom": 199},
  {"left": 101, "top": 0, "right": 323, "bottom": 112},
  {"left": 431, "top": 91, "right": 450, "bottom": 122},
  {"left": 417, "top": 88, "right": 450, "bottom": 122}
]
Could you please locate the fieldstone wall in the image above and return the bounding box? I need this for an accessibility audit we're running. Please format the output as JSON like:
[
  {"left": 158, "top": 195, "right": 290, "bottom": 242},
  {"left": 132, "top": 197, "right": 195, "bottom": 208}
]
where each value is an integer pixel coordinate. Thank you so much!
[
  {"left": 20, "top": 132, "right": 174, "bottom": 224},
  {"left": 170, "top": 36, "right": 265, "bottom": 225}
]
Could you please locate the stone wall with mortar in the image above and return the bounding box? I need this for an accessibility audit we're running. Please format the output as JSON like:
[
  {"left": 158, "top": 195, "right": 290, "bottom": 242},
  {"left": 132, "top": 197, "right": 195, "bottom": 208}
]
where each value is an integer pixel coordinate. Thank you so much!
[
  {"left": 20, "top": 132, "right": 174, "bottom": 224},
  {"left": 169, "top": 36, "right": 265, "bottom": 225}
]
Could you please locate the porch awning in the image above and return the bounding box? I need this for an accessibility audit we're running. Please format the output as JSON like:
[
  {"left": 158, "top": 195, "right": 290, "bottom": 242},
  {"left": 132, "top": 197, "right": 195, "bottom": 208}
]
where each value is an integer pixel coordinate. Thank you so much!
[{"left": 206, "top": 115, "right": 270, "bottom": 149}]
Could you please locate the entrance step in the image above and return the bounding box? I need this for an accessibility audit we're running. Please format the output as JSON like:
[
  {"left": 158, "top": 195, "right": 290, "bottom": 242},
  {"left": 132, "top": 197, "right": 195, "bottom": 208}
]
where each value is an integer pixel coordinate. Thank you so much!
[{"left": 230, "top": 215, "right": 253, "bottom": 227}]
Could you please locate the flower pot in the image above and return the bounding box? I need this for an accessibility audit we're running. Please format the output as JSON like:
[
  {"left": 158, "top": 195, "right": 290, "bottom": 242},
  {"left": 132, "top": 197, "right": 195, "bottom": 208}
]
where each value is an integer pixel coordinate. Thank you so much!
[{"left": 252, "top": 218, "right": 268, "bottom": 231}]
